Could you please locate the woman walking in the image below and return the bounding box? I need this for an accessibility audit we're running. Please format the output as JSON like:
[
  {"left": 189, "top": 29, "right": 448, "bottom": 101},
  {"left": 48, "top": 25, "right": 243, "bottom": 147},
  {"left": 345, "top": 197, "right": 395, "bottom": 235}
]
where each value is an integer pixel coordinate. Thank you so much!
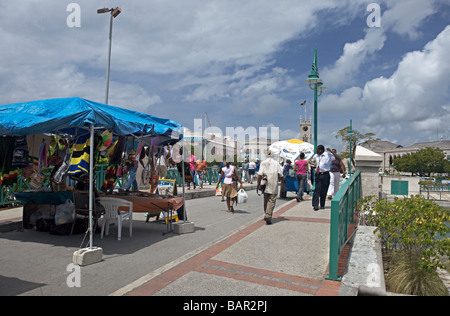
[
  {"left": 294, "top": 152, "right": 309, "bottom": 202},
  {"left": 216, "top": 162, "right": 243, "bottom": 213}
]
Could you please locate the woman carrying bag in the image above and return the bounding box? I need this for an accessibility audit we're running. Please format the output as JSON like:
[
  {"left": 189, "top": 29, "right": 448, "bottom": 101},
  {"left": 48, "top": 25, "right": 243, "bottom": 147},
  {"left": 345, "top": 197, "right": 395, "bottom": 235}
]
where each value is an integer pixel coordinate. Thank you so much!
[{"left": 216, "top": 162, "right": 243, "bottom": 213}]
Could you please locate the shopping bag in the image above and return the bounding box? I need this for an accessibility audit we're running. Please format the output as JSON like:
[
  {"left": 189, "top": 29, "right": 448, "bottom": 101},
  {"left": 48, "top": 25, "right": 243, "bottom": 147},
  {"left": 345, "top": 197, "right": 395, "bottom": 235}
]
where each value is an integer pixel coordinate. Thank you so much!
[
  {"left": 55, "top": 199, "right": 75, "bottom": 225},
  {"left": 237, "top": 189, "right": 248, "bottom": 204},
  {"left": 215, "top": 183, "right": 222, "bottom": 196}
]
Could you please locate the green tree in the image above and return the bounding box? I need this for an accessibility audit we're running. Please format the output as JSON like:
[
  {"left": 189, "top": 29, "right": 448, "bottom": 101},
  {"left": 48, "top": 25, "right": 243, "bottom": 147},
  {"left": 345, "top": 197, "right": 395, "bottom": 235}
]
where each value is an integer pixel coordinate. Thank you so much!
[
  {"left": 335, "top": 127, "right": 379, "bottom": 159},
  {"left": 393, "top": 147, "right": 448, "bottom": 176}
]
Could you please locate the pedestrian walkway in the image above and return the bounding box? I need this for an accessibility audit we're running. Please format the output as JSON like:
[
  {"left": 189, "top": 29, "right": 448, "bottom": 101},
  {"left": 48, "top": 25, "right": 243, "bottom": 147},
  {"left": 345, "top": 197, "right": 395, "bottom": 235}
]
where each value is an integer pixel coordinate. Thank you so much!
[
  {"left": 117, "top": 195, "right": 345, "bottom": 296},
  {"left": 0, "top": 185, "right": 351, "bottom": 296}
]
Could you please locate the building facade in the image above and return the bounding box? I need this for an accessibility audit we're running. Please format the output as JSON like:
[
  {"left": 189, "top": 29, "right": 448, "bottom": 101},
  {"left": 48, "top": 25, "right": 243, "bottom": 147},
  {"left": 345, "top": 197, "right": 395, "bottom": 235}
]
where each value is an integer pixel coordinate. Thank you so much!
[{"left": 361, "top": 140, "right": 450, "bottom": 173}]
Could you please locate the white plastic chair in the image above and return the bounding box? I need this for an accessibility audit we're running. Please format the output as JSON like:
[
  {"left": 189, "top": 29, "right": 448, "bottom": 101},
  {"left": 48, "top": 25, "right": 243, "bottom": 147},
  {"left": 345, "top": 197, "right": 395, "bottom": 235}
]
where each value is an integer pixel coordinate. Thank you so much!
[{"left": 98, "top": 197, "right": 133, "bottom": 241}]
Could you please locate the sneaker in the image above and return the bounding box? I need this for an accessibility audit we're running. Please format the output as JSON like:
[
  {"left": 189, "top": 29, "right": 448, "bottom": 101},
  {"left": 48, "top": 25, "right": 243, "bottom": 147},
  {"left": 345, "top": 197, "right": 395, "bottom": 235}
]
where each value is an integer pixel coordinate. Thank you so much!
[{"left": 264, "top": 218, "right": 272, "bottom": 225}]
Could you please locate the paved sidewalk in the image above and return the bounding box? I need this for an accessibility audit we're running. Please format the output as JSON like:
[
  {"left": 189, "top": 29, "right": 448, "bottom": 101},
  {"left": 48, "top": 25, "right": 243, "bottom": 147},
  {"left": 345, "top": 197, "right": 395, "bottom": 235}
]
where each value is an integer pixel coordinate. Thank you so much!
[
  {"left": 1, "top": 185, "right": 348, "bottom": 296},
  {"left": 119, "top": 196, "right": 343, "bottom": 296}
]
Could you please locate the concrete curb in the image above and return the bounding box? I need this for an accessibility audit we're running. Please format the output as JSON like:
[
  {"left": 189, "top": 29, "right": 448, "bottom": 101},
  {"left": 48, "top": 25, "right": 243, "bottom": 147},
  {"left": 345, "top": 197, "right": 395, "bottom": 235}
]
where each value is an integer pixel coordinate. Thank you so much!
[{"left": 339, "top": 226, "right": 387, "bottom": 296}]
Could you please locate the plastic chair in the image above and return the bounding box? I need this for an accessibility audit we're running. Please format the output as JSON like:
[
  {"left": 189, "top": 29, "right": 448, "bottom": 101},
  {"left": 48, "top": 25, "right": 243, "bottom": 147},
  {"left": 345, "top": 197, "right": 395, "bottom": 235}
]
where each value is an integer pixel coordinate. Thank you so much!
[{"left": 98, "top": 197, "right": 133, "bottom": 241}]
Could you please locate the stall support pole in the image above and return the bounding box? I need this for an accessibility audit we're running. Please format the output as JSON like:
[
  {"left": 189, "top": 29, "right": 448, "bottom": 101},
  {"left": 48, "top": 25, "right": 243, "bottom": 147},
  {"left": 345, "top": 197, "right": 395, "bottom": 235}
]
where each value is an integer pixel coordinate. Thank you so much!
[
  {"left": 73, "top": 125, "right": 103, "bottom": 266},
  {"left": 181, "top": 139, "right": 186, "bottom": 223},
  {"left": 89, "top": 124, "right": 95, "bottom": 249}
]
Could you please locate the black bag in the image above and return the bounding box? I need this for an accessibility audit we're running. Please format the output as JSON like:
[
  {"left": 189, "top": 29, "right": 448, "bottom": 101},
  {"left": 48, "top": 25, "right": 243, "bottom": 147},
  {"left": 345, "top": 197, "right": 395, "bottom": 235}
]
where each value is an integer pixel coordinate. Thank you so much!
[
  {"left": 49, "top": 219, "right": 87, "bottom": 235},
  {"left": 11, "top": 136, "right": 29, "bottom": 168},
  {"left": 256, "top": 177, "right": 267, "bottom": 196}
]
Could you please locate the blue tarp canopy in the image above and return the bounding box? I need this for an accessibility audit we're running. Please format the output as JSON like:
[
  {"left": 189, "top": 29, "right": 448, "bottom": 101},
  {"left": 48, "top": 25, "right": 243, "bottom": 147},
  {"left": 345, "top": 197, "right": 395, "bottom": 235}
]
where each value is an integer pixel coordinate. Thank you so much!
[{"left": 0, "top": 97, "right": 183, "bottom": 139}]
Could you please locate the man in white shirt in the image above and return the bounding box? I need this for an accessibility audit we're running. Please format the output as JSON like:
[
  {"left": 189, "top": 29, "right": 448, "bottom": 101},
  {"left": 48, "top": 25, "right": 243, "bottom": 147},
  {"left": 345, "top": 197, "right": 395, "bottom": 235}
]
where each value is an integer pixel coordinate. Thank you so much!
[
  {"left": 257, "top": 150, "right": 283, "bottom": 225},
  {"left": 312, "top": 145, "right": 335, "bottom": 211}
]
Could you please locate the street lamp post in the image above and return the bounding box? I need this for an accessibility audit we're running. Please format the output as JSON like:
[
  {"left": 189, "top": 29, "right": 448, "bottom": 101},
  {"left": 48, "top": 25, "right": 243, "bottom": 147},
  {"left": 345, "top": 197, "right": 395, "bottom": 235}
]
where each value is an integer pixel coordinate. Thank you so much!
[
  {"left": 305, "top": 50, "right": 326, "bottom": 194},
  {"left": 305, "top": 50, "right": 326, "bottom": 154},
  {"left": 97, "top": 7, "right": 122, "bottom": 104}
]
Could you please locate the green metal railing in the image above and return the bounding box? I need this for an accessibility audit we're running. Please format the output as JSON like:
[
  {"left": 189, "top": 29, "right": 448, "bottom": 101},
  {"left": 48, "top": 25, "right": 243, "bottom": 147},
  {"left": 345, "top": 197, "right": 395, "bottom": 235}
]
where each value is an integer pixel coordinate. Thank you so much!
[
  {"left": 166, "top": 167, "right": 221, "bottom": 185},
  {"left": 326, "top": 170, "right": 362, "bottom": 281}
]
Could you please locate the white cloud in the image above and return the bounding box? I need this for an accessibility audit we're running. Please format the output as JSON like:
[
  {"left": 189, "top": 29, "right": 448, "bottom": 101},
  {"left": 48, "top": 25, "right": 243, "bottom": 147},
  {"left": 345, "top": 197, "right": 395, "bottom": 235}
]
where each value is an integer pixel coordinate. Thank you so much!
[
  {"left": 382, "top": 0, "right": 440, "bottom": 39},
  {"left": 362, "top": 25, "right": 450, "bottom": 131},
  {"left": 322, "top": 0, "right": 442, "bottom": 91},
  {"left": 0, "top": 0, "right": 356, "bottom": 108},
  {"left": 323, "top": 28, "right": 386, "bottom": 90},
  {"left": 320, "top": 87, "right": 364, "bottom": 112}
]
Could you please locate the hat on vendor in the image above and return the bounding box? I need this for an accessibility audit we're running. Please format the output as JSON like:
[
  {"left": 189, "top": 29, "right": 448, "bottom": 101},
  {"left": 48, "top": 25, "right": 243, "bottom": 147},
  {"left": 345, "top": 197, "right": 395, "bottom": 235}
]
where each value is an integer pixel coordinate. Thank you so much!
[{"left": 100, "top": 130, "right": 113, "bottom": 151}]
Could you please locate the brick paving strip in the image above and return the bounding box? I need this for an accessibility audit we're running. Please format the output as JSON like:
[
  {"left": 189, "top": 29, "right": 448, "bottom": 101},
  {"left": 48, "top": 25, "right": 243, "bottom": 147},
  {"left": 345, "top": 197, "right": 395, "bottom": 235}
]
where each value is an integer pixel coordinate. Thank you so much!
[
  {"left": 0, "top": 217, "right": 22, "bottom": 224},
  {"left": 126, "top": 198, "right": 342, "bottom": 296}
]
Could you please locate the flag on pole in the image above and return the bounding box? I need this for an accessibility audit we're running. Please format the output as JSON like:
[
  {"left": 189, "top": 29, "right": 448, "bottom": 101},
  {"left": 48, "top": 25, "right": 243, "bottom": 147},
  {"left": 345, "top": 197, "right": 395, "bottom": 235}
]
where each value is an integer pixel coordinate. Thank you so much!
[{"left": 301, "top": 100, "right": 306, "bottom": 106}]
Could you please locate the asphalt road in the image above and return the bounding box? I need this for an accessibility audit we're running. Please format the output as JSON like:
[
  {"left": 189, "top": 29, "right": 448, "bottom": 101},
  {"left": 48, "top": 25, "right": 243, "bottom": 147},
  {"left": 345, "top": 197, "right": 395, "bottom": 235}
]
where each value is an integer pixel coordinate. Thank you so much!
[{"left": 0, "top": 189, "right": 293, "bottom": 296}]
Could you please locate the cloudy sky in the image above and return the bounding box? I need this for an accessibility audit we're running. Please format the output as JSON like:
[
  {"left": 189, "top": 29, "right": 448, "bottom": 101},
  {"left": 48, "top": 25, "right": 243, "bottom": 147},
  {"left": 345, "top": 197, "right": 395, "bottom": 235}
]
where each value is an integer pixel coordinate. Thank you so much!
[{"left": 1, "top": 0, "right": 449, "bottom": 150}]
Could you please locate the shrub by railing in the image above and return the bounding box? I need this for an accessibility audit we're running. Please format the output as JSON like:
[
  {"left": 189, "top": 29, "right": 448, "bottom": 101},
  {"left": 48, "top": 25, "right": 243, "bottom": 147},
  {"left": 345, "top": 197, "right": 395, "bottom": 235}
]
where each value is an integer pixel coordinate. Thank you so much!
[{"left": 358, "top": 194, "right": 450, "bottom": 272}]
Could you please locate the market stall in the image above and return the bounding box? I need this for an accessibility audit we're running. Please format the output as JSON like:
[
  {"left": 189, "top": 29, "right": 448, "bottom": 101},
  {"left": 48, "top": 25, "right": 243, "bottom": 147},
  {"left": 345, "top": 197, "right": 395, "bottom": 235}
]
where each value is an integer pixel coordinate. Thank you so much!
[{"left": 0, "top": 97, "right": 183, "bottom": 245}]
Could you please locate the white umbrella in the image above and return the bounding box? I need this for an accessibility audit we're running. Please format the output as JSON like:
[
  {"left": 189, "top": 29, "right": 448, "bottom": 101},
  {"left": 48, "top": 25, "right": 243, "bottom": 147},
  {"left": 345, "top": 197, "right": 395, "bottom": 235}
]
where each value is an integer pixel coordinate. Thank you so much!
[{"left": 269, "top": 139, "right": 314, "bottom": 161}]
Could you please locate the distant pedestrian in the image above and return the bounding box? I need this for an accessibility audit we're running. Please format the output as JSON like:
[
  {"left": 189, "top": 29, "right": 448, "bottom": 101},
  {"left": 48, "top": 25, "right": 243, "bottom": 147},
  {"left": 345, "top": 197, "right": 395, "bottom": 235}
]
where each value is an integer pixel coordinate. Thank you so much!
[
  {"left": 216, "top": 162, "right": 243, "bottom": 213},
  {"left": 241, "top": 158, "right": 250, "bottom": 183},
  {"left": 195, "top": 158, "right": 208, "bottom": 189},
  {"left": 257, "top": 150, "right": 282, "bottom": 225},
  {"left": 282, "top": 159, "right": 293, "bottom": 178},
  {"left": 294, "top": 152, "right": 309, "bottom": 202},
  {"left": 156, "top": 145, "right": 169, "bottom": 179},
  {"left": 248, "top": 159, "right": 256, "bottom": 184},
  {"left": 187, "top": 153, "right": 196, "bottom": 190},
  {"left": 311, "top": 145, "right": 335, "bottom": 211},
  {"left": 327, "top": 149, "right": 345, "bottom": 200}
]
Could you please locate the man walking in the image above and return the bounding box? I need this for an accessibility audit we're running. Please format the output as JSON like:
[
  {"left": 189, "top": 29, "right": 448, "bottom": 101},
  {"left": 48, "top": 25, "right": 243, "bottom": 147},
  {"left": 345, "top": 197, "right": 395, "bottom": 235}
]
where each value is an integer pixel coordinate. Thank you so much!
[
  {"left": 311, "top": 145, "right": 335, "bottom": 211},
  {"left": 257, "top": 150, "right": 282, "bottom": 225},
  {"left": 327, "top": 149, "right": 345, "bottom": 200}
]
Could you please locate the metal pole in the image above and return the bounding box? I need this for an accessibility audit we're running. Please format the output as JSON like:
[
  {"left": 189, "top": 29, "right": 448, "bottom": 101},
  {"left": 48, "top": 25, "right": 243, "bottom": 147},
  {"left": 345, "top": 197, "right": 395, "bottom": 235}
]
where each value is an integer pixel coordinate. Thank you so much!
[
  {"left": 349, "top": 120, "right": 353, "bottom": 177},
  {"left": 313, "top": 84, "right": 318, "bottom": 154},
  {"left": 105, "top": 14, "right": 113, "bottom": 104},
  {"left": 89, "top": 125, "right": 94, "bottom": 249},
  {"left": 181, "top": 140, "right": 186, "bottom": 223}
]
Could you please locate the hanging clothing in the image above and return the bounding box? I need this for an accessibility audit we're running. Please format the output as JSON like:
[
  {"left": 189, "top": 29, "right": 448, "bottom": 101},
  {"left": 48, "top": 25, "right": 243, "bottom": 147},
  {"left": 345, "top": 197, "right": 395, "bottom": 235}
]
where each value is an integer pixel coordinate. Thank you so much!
[{"left": 0, "top": 137, "right": 17, "bottom": 186}]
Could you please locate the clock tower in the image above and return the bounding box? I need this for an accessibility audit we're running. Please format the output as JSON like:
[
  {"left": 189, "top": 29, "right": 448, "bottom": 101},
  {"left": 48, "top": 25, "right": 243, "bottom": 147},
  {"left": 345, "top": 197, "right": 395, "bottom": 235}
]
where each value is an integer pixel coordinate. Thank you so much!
[{"left": 300, "top": 116, "right": 312, "bottom": 144}]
